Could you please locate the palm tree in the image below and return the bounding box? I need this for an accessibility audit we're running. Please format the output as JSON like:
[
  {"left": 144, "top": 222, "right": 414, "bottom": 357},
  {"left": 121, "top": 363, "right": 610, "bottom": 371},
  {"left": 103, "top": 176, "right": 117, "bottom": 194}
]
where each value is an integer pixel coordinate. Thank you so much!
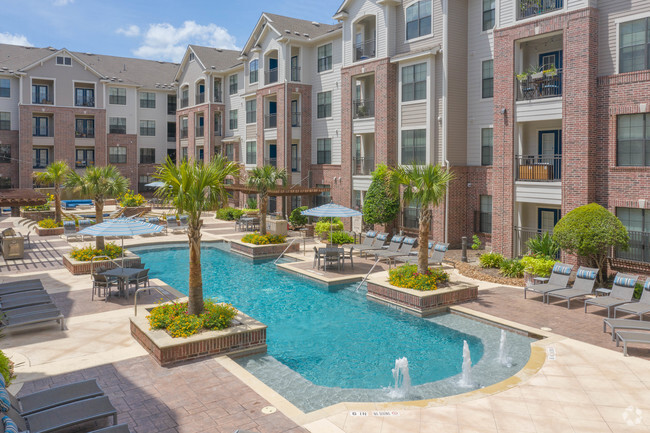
[
  {"left": 65, "top": 165, "right": 129, "bottom": 250},
  {"left": 33, "top": 161, "right": 70, "bottom": 224},
  {"left": 246, "top": 165, "right": 287, "bottom": 235},
  {"left": 154, "top": 156, "right": 240, "bottom": 315},
  {"left": 393, "top": 164, "right": 455, "bottom": 274}
]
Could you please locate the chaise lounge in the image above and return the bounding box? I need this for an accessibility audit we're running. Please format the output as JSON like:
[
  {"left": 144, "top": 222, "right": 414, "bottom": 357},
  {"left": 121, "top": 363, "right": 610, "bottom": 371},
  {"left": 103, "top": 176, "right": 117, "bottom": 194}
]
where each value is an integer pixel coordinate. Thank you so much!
[
  {"left": 545, "top": 267, "right": 599, "bottom": 308},
  {"left": 614, "top": 279, "right": 650, "bottom": 320},
  {"left": 584, "top": 273, "right": 638, "bottom": 317},
  {"left": 523, "top": 262, "right": 574, "bottom": 301}
]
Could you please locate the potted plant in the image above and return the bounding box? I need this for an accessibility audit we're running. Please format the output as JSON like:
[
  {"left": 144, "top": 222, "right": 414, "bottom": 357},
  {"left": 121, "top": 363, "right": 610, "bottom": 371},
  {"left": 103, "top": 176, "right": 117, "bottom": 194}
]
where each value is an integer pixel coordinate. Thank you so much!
[
  {"left": 543, "top": 64, "right": 557, "bottom": 77},
  {"left": 516, "top": 71, "right": 530, "bottom": 82},
  {"left": 529, "top": 65, "right": 544, "bottom": 80}
]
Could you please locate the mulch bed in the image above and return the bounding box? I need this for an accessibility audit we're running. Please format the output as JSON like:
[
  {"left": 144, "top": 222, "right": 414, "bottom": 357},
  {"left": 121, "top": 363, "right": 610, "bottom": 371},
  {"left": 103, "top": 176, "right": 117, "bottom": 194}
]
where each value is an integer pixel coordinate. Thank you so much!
[{"left": 445, "top": 249, "right": 525, "bottom": 287}]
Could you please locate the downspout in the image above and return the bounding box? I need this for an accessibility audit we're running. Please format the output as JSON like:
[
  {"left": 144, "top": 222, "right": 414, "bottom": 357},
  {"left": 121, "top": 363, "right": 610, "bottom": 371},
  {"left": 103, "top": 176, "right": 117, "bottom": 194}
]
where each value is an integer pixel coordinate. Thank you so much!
[
  {"left": 283, "top": 78, "right": 289, "bottom": 220},
  {"left": 442, "top": 0, "right": 450, "bottom": 244}
]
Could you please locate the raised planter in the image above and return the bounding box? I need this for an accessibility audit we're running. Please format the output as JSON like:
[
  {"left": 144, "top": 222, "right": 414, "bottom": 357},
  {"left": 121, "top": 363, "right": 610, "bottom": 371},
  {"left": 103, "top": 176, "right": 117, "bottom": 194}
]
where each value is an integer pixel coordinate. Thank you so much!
[
  {"left": 34, "top": 226, "right": 64, "bottom": 236},
  {"left": 21, "top": 210, "right": 54, "bottom": 222},
  {"left": 130, "top": 310, "right": 267, "bottom": 366},
  {"left": 230, "top": 239, "right": 299, "bottom": 259},
  {"left": 121, "top": 206, "right": 152, "bottom": 218},
  {"left": 366, "top": 277, "right": 478, "bottom": 317},
  {"left": 62, "top": 250, "right": 142, "bottom": 275}
]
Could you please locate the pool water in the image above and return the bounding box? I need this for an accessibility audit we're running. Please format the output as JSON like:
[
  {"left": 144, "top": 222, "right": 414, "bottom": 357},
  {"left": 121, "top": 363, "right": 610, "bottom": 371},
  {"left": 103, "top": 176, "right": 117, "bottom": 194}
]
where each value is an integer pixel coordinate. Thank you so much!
[{"left": 133, "top": 244, "right": 535, "bottom": 412}]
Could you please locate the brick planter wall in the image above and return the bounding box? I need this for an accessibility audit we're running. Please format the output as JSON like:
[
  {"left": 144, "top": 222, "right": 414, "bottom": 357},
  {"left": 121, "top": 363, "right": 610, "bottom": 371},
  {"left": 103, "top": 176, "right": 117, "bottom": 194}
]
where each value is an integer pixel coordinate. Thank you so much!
[
  {"left": 21, "top": 210, "right": 55, "bottom": 222},
  {"left": 130, "top": 312, "right": 267, "bottom": 366},
  {"left": 34, "top": 226, "right": 64, "bottom": 236},
  {"left": 121, "top": 206, "right": 152, "bottom": 217},
  {"left": 63, "top": 251, "right": 142, "bottom": 275},
  {"left": 230, "top": 239, "right": 299, "bottom": 259}
]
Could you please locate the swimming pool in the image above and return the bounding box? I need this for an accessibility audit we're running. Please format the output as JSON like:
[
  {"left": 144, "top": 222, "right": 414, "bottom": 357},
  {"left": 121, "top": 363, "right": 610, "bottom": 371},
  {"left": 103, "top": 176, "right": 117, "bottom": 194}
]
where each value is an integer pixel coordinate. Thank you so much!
[{"left": 133, "top": 243, "right": 535, "bottom": 412}]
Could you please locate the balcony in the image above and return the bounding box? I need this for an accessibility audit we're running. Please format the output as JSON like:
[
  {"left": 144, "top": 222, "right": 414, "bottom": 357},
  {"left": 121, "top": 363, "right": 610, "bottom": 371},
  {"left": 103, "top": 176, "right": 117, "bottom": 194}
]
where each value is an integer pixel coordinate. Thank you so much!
[
  {"left": 264, "top": 114, "right": 277, "bottom": 129},
  {"left": 515, "top": 154, "right": 561, "bottom": 181},
  {"left": 214, "top": 125, "right": 222, "bottom": 136},
  {"left": 264, "top": 158, "right": 277, "bottom": 167},
  {"left": 516, "top": 70, "right": 562, "bottom": 101},
  {"left": 265, "top": 68, "right": 278, "bottom": 85},
  {"left": 180, "top": 129, "right": 188, "bottom": 139},
  {"left": 291, "top": 112, "right": 301, "bottom": 127},
  {"left": 353, "top": 99, "right": 375, "bottom": 119},
  {"left": 352, "top": 156, "right": 375, "bottom": 176},
  {"left": 615, "top": 231, "right": 650, "bottom": 264},
  {"left": 196, "top": 93, "right": 205, "bottom": 104},
  {"left": 33, "top": 158, "right": 49, "bottom": 169},
  {"left": 514, "top": 227, "right": 553, "bottom": 257},
  {"left": 180, "top": 97, "right": 189, "bottom": 108},
  {"left": 75, "top": 131, "right": 94, "bottom": 139},
  {"left": 195, "top": 126, "right": 204, "bottom": 137},
  {"left": 75, "top": 95, "right": 95, "bottom": 107},
  {"left": 75, "top": 160, "right": 94, "bottom": 169},
  {"left": 518, "top": 0, "right": 563, "bottom": 20},
  {"left": 291, "top": 67, "right": 301, "bottom": 82},
  {"left": 214, "top": 91, "right": 223, "bottom": 103},
  {"left": 354, "top": 39, "right": 376, "bottom": 62}
]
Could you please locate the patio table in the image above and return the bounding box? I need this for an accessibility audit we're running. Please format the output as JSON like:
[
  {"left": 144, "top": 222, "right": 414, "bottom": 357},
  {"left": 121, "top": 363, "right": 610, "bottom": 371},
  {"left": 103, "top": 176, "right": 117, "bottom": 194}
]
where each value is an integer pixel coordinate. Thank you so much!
[
  {"left": 314, "top": 247, "right": 344, "bottom": 271},
  {"left": 101, "top": 267, "right": 142, "bottom": 300}
]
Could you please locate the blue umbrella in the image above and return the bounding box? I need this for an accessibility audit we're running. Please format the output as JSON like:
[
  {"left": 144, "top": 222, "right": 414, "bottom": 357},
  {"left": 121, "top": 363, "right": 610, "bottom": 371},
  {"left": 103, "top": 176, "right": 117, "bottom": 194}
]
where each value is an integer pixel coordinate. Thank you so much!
[
  {"left": 302, "top": 202, "right": 362, "bottom": 241},
  {"left": 144, "top": 181, "right": 166, "bottom": 188}
]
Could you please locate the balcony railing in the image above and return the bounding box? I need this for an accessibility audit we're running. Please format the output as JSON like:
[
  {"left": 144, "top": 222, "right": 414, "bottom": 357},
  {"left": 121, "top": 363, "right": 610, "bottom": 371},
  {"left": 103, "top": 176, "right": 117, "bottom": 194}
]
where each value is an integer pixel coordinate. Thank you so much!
[
  {"left": 515, "top": 154, "right": 562, "bottom": 181},
  {"left": 615, "top": 230, "right": 650, "bottom": 264},
  {"left": 214, "top": 91, "right": 223, "bottom": 103},
  {"left": 264, "top": 158, "right": 277, "bottom": 167},
  {"left": 264, "top": 114, "right": 277, "bottom": 129},
  {"left": 265, "top": 67, "right": 278, "bottom": 85},
  {"left": 75, "top": 97, "right": 95, "bottom": 107},
  {"left": 195, "top": 126, "right": 204, "bottom": 137},
  {"left": 75, "top": 131, "right": 95, "bottom": 139},
  {"left": 167, "top": 133, "right": 175, "bottom": 142},
  {"left": 180, "top": 129, "right": 188, "bottom": 139},
  {"left": 514, "top": 226, "right": 553, "bottom": 257},
  {"left": 180, "top": 97, "right": 189, "bottom": 108},
  {"left": 353, "top": 99, "right": 375, "bottom": 119},
  {"left": 196, "top": 93, "right": 205, "bottom": 104},
  {"left": 291, "top": 67, "right": 301, "bottom": 82},
  {"left": 291, "top": 112, "right": 301, "bottom": 127},
  {"left": 33, "top": 158, "right": 49, "bottom": 169},
  {"left": 354, "top": 38, "right": 376, "bottom": 62},
  {"left": 214, "top": 126, "right": 222, "bottom": 136},
  {"left": 516, "top": 70, "right": 563, "bottom": 100},
  {"left": 518, "top": 0, "right": 563, "bottom": 20},
  {"left": 33, "top": 99, "right": 53, "bottom": 105},
  {"left": 75, "top": 160, "right": 94, "bottom": 169},
  {"left": 352, "top": 156, "right": 375, "bottom": 176}
]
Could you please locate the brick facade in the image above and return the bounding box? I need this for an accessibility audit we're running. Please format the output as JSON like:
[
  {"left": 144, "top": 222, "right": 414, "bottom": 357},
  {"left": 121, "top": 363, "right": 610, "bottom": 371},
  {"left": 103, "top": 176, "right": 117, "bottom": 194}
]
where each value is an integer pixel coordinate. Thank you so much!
[{"left": 0, "top": 130, "right": 19, "bottom": 188}]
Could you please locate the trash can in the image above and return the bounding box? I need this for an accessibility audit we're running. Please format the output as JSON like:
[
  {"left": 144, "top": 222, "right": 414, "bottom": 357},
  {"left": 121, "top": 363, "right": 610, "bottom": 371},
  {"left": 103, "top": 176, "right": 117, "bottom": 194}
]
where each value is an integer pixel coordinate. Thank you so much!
[
  {"left": 267, "top": 219, "right": 288, "bottom": 236},
  {"left": 2, "top": 235, "right": 25, "bottom": 259}
]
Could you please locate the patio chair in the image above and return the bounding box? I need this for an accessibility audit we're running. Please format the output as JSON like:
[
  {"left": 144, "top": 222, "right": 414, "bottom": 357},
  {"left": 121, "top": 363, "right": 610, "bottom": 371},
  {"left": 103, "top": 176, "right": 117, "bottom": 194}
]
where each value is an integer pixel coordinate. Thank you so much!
[
  {"left": 165, "top": 216, "right": 178, "bottom": 233},
  {"left": 127, "top": 269, "right": 150, "bottom": 296},
  {"left": 615, "top": 331, "right": 650, "bottom": 356},
  {"left": 1, "top": 307, "right": 64, "bottom": 331},
  {"left": 132, "top": 263, "right": 145, "bottom": 269},
  {"left": 9, "top": 379, "right": 103, "bottom": 416},
  {"left": 614, "top": 279, "right": 650, "bottom": 320},
  {"left": 523, "top": 262, "right": 574, "bottom": 300},
  {"left": 63, "top": 221, "right": 77, "bottom": 240},
  {"left": 584, "top": 273, "right": 639, "bottom": 317},
  {"left": 323, "top": 248, "right": 343, "bottom": 271},
  {"left": 366, "top": 235, "right": 403, "bottom": 261},
  {"left": 603, "top": 318, "right": 650, "bottom": 341},
  {"left": 373, "top": 236, "right": 416, "bottom": 268},
  {"left": 428, "top": 242, "right": 449, "bottom": 266},
  {"left": 344, "top": 231, "right": 377, "bottom": 249},
  {"left": 2, "top": 303, "right": 60, "bottom": 317},
  {"left": 89, "top": 425, "right": 132, "bottom": 433},
  {"left": 78, "top": 219, "right": 94, "bottom": 241},
  {"left": 21, "top": 232, "right": 31, "bottom": 249},
  {"left": 341, "top": 247, "right": 354, "bottom": 269},
  {"left": 545, "top": 267, "right": 599, "bottom": 308},
  {"left": 92, "top": 274, "right": 118, "bottom": 301},
  {"left": 394, "top": 241, "right": 434, "bottom": 265},
  {"left": 353, "top": 233, "right": 388, "bottom": 257}
]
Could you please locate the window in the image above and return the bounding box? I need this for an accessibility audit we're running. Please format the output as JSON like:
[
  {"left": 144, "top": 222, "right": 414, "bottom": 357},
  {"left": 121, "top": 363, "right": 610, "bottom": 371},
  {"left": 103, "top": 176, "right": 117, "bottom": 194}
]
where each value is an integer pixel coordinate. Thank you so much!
[
  {"left": 401, "top": 129, "right": 426, "bottom": 165},
  {"left": 229, "top": 109, "right": 238, "bottom": 130},
  {"left": 109, "top": 117, "right": 126, "bottom": 134},
  {"left": 32, "top": 85, "right": 49, "bottom": 104},
  {"left": 291, "top": 143, "right": 299, "bottom": 172},
  {"left": 75, "top": 149, "right": 94, "bottom": 168},
  {"left": 75, "top": 87, "right": 94, "bottom": 107},
  {"left": 479, "top": 195, "right": 492, "bottom": 233},
  {"left": 246, "top": 141, "right": 257, "bottom": 164},
  {"left": 0, "top": 79, "right": 9, "bottom": 98},
  {"left": 317, "top": 91, "right": 332, "bottom": 118},
  {"left": 33, "top": 148, "right": 50, "bottom": 169},
  {"left": 189, "top": 52, "right": 195, "bottom": 61},
  {"left": 181, "top": 147, "right": 188, "bottom": 162},
  {"left": 314, "top": 184, "right": 331, "bottom": 206},
  {"left": 56, "top": 56, "right": 71, "bottom": 66},
  {"left": 0, "top": 112, "right": 9, "bottom": 131},
  {"left": 402, "top": 201, "right": 420, "bottom": 229},
  {"left": 75, "top": 118, "right": 94, "bottom": 138},
  {"left": 180, "top": 87, "right": 189, "bottom": 108},
  {"left": 140, "top": 92, "right": 156, "bottom": 108},
  {"left": 167, "top": 122, "right": 176, "bottom": 142},
  {"left": 250, "top": 59, "right": 259, "bottom": 83},
  {"left": 140, "top": 120, "right": 155, "bottom": 136},
  {"left": 616, "top": 207, "right": 650, "bottom": 263},
  {"left": 402, "top": 63, "right": 427, "bottom": 102},
  {"left": 108, "top": 147, "right": 127, "bottom": 164},
  {"left": 214, "top": 112, "right": 222, "bottom": 135},
  {"left": 32, "top": 117, "right": 50, "bottom": 137},
  {"left": 140, "top": 148, "right": 155, "bottom": 164},
  {"left": 229, "top": 74, "right": 238, "bottom": 94},
  {"left": 109, "top": 87, "right": 126, "bottom": 105},
  {"left": 317, "top": 44, "right": 332, "bottom": 72},
  {"left": 406, "top": 0, "right": 432, "bottom": 40},
  {"left": 0, "top": 144, "right": 10, "bottom": 163},
  {"left": 482, "top": 60, "right": 494, "bottom": 98},
  {"left": 617, "top": 114, "right": 650, "bottom": 166},
  {"left": 225, "top": 143, "right": 234, "bottom": 162},
  {"left": 620, "top": 18, "right": 650, "bottom": 73},
  {"left": 481, "top": 128, "right": 493, "bottom": 166},
  {"left": 167, "top": 148, "right": 176, "bottom": 164},
  {"left": 483, "top": 0, "right": 495, "bottom": 31},
  {"left": 246, "top": 100, "right": 256, "bottom": 124},
  {"left": 317, "top": 138, "right": 331, "bottom": 164},
  {"left": 180, "top": 117, "right": 188, "bottom": 139},
  {"left": 214, "top": 78, "right": 223, "bottom": 102},
  {"left": 167, "top": 94, "right": 176, "bottom": 114}
]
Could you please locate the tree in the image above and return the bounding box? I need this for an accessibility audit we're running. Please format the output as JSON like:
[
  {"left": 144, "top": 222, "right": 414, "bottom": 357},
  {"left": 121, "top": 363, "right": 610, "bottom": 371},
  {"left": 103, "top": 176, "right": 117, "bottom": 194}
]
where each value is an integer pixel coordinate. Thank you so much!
[
  {"left": 33, "top": 161, "right": 70, "bottom": 224},
  {"left": 393, "top": 164, "right": 455, "bottom": 274},
  {"left": 246, "top": 165, "right": 287, "bottom": 235},
  {"left": 363, "top": 164, "right": 400, "bottom": 226},
  {"left": 154, "top": 156, "right": 240, "bottom": 315},
  {"left": 65, "top": 165, "right": 129, "bottom": 250},
  {"left": 553, "top": 203, "right": 629, "bottom": 283}
]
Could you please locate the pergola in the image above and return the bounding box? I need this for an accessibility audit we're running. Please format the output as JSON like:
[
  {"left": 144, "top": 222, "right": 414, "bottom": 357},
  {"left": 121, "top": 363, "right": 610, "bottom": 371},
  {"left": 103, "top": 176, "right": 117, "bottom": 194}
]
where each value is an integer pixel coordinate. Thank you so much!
[{"left": 0, "top": 189, "right": 48, "bottom": 217}]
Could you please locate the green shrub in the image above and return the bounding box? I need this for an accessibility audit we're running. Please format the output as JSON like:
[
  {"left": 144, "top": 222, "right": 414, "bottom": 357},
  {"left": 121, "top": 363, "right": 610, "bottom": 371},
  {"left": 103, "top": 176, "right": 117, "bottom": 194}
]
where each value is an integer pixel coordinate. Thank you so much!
[
  {"left": 201, "top": 300, "right": 238, "bottom": 330},
  {"left": 0, "top": 350, "right": 14, "bottom": 387},
  {"left": 216, "top": 207, "right": 246, "bottom": 221},
  {"left": 388, "top": 264, "right": 450, "bottom": 291},
  {"left": 289, "top": 206, "right": 309, "bottom": 228},
  {"left": 70, "top": 243, "right": 123, "bottom": 261},
  {"left": 314, "top": 218, "right": 343, "bottom": 235},
  {"left": 500, "top": 259, "right": 525, "bottom": 278},
  {"left": 38, "top": 218, "right": 62, "bottom": 228},
  {"left": 246, "top": 197, "right": 258, "bottom": 209},
  {"left": 241, "top": 233, "right": 286, "bottom": 245},
  {"left": 471, "top": 234, "right": 482, "bottom": 250},
  {"left": 329, "top": 231, "right": 354, "bottom": 245},
  {"left": 520, "top": 256, "right": 556, "bottom": 278},
  {"left": 526, "top": 232, "right": 559, "bottom": 259},
  {"left": 479, "top": 252, "right": 504, "bottom": 268},
  {"left": 363, "top": 164, "right": 400, "bottom": 225}
]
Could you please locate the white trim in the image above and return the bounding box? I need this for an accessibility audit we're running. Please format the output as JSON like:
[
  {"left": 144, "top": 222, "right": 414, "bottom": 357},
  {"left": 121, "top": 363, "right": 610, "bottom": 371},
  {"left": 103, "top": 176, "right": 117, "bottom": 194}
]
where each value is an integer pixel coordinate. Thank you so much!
[
  {"left": 391, "top": 46, "right": 440, "bottom": 63},
  {"left": 479, "top": 56, "right": 494, "bottom": 102},
  {"left": 71, "top": 80, "right": 97, "bottom": 108},
  {"left": 614, "top": 14, "right": 650, "bottom": 75},
  {"left": 30, "top": 76, "right": 56, "bottom": 106}
]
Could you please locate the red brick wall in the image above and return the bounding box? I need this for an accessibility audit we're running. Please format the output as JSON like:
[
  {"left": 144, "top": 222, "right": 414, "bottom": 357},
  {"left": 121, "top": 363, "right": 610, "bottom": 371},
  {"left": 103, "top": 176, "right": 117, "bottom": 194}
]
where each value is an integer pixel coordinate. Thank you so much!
[{"left": 0, "top": 130, "right": 19, "bottom": 187}]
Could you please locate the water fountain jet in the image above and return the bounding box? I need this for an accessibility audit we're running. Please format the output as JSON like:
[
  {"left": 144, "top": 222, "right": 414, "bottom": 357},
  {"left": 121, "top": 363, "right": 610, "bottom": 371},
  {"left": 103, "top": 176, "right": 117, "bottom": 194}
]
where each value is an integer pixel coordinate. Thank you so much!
[
  {"left": 387, "top": 357, "right": 411, "bottom": 398},
  {"left": 458, "top": 340, "right": 474, "bottom": 388},
  {"left": 497, "top": 329, "right": 513, "bottom": 368}
]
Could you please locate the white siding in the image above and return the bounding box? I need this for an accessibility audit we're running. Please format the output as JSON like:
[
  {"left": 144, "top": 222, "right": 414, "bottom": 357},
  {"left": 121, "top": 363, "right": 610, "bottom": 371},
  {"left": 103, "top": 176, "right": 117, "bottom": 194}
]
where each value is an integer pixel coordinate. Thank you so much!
[
  {"left": 178, "top": 59, "right": 204, "bottom": 107},
  {"left": 341, "top": 0, "right": 387, "bottom": 67},
  {"left": 106, "top": 86, "right": 138, "bottom": 135},
  {"left": 498, "top": 0, "right": 594, "bottom": 29},
  {"left": 515, "top": 98, "right": 562, "bottom": 122},
  {"left": 515, "top": 182, "right": 562, "bottom": 205},
  {"left": 0, "top": 76, "right": 19, "bottom": 131},
  {"left": 401, "top": 102, "right": 427, "bottom": 126},
  {"left": 395, "top": 0, "right": 444, "bottom": 55},
  {"left": 136, "top": 90, "right": 175, "bottom": 163}
]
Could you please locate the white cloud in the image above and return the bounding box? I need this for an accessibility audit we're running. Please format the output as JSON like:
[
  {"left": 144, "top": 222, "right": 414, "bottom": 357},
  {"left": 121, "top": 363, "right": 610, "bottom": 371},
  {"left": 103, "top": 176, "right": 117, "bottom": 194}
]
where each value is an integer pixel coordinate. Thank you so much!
[
  {"left": 0, "top": 32, "right": 33, "bottom": 47},
  {"left": 53, "top": 0, "right": 74, "bottom": 5},
  {"left": 133, "top": 21, "right": 238, "bottom": 62},
  {"left": 116, "top": 25, "right": 140, "bottom": 37}
]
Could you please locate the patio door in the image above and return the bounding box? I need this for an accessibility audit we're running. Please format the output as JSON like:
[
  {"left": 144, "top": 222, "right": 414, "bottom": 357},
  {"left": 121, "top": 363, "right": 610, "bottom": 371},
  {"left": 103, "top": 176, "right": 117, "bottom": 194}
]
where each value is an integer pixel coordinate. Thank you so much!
[
  {"left": 268, "top": 143, "right": 277, "bottom": 167},
  {"left": 538, "top": 208, "right": 560, "bottom": 233},
  {"left": 538, "top": 130, "right": 561, "bottom": 180}
]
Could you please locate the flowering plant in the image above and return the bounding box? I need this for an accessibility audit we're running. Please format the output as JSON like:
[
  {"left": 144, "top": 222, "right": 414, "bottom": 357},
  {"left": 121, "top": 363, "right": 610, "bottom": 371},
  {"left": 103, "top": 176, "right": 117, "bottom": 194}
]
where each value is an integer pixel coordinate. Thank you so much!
[
  {"left": 388, "top": 264, "right": 449, "bottom": 291},
  {"left": 70, "top": 243, "right": 123, "bottom": 261},
  {"left": 119, "top": 191, "right": 146, "bottom": 207},
  {"left": 38, "top": 218, "right": 62, "bottom": 228},
  {"left": 147, "top": 300, "right": 237, "bottom": 338},
  {"left": 241, "top": 233, "right": 286, "bottom": 245}
]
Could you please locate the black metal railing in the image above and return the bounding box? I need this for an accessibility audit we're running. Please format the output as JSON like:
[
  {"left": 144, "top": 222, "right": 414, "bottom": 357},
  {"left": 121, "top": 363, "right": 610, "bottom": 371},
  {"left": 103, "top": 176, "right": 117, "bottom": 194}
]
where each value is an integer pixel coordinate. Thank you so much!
[
  {"left": 180, "top": 97, "right": 189, "bottom": 108},
  {"left": 616, "top": 231, "right": 650, "bottom": 264},
  {"left": 214, "top": 91, "right": 223, "bottom": 103},
  {"left": 518, "top": 0, "right": 563, "bottom": 20},
  {"left": 75, "top": 97, "right": 95, "bottom": 107},
  {"left": 196, "top": 93, "right": 205, "bottom": 104},
  {"left": 33, "top": 158, "right": 49, "bottom": 169},
  {"left": 195, "top": 126, "right": 204, "bottom": 137},
  {"left": 264, "top": 158, "right": 277, "bottom": 167},
  {"left": 75, "top": 131, "right": 94, "bottom": 139},
  {"left": 353, "top": 99, "right": 375, "bottom": 119},
  {"left": 291, "top": 67, "right": 301, "bottom": 82},
  {"left": 515, "top": 154, "right": 562, "bottom": 181},
  {"left": 167, "top": 132, "right": 175, "bottom": 142},
  {"left": 291, "top": 112, "right": 301, "bottom": 127},
  {"left": 180, "top": 128, "right": 188, "bottom": 139},
  {"left": 354, "top": 38, "right": 376, "bottom": 62},
  {"left": 514, "top": 226, "right": 553, "bottom": 257},
  {"left": 214, "top": 126, "right": 222, "bottom": 136},
  {"left": 75, "top": 160, "right": 94, "bottom": 169},
  {"left": 516, "top": 70, "right": 563, "bottom": 100},
  {"left": 265, "top": 67, "right": 278, "bottom": 85},
  {"left": 264, "top": 114, "right": 277, "bottom": 129},
  {"left": 352, "top": 156, "right": 375, "bottom": 175},
  {"left": 108, "top": 126, "right": 126, "bottom": 135}
]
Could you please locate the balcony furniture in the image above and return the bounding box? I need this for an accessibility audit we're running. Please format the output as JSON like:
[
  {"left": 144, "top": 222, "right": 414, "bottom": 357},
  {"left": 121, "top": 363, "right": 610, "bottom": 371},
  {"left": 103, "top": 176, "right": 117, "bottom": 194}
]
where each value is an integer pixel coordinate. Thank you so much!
[{"left": 518, "top": 164, "right": 553, "bottom": 181}]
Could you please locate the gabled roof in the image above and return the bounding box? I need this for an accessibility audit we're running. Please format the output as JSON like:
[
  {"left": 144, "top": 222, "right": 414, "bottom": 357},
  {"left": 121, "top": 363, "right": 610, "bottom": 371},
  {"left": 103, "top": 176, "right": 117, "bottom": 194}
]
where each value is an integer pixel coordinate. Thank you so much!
[{"left": 174, "top": 45, "right": 242, "bottom": 82}]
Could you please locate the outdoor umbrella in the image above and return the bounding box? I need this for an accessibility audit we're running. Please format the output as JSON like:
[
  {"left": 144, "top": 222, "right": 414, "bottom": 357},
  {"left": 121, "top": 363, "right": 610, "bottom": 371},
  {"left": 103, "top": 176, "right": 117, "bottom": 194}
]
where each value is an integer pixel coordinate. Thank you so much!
[
  {"left": 144, "top": 181, "right": 166, "bottom": 188},
  {"left": 301, "top": 202, "right": 362, "bottom": 241},
  {"left": 76, "top": 217, "right": 163, "bottom": 265}
]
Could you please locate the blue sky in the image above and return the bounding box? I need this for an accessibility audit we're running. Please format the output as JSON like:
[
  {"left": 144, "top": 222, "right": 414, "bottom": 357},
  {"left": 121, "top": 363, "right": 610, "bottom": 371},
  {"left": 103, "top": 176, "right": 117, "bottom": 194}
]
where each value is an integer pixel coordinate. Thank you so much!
[{"left": 0, "top": 0, "right": 342, "bottom": 62}]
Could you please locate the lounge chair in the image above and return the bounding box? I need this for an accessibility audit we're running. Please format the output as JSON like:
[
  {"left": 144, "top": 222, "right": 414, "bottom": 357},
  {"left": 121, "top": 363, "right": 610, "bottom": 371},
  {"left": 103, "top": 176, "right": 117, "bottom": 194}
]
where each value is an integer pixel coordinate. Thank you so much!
[
  {"left": 178, "top": 215, "right": 189, "bottom": 231},
  {"left": 603, "top": 318, "right": 650, "bottom": 341},
  {"left": 523, "top": 262, "right": 574, "bottom": 300},
  {"left": 428, "top": 242, "right": 449, "bottom": 266},
  {"left": 344, "top": 231, "right": 377, "bottom": 249},
  {"left": 78, "top": 219, "right": 94, "bottom": 241},
  {"left": 353, "top": 233, "right": 388, "bottom": 257},
  {"left": 545, "top": 267, "right": 599, "bottom": 308},
  {"left": 584, "top": 273, "right": 638, "bottom": 317},
  {"left": 2, "top": 303, "right": 60, "bottom": 317},
  {"left": 394, "top": 240, "right": 435, "bottom": 265},
  {"left": 89, "top": 425, "right": 131, "bottom": 433},
  {"left": 63, "top": 221, "right": 77, "bottom": 240},
  {"left": 614, "top": 279, "right": 650, "bottom": 320},
  {"left": 0, "top": 279, "right": 44, "bottom": 296},
  {"left": 9, "top": 379, "right": 103, "bottom": 416},
  {"left": 615, "top": 331, "right": 650, "bottom": 356},
  {"left": 1, "top": 308, "right": 64, "bottom": 331},
  {"left": 165, "top": 216, "right": 177, "bottom": 233},
  {"left": 0, "top": 292, "right": 53, "bottom": 310},
  {"left": 367, "top": 235, "right": 403, "bottom": 261},
  {"left": 373, "top": 236, "right": 416, "bottom": 268}
]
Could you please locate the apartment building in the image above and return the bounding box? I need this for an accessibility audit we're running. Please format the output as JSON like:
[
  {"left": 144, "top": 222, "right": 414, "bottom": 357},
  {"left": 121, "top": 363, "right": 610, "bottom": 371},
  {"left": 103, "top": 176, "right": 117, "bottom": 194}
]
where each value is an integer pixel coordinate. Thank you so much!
[{"left": 0, "top": 44, "right": 178, "bottom": 192}]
